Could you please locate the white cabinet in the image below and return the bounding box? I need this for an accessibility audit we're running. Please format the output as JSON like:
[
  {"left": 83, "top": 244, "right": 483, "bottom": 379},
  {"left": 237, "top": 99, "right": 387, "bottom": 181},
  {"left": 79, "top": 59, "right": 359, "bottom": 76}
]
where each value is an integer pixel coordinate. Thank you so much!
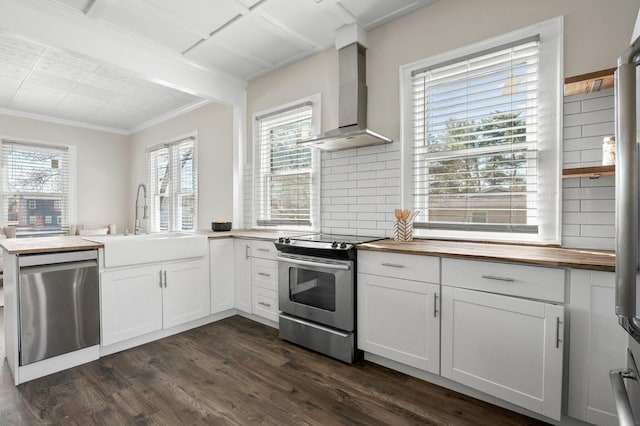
[
  {"left": 210, "top": 239, "right": 235, "bottom": 313},
  {"left": 568, "top": 269, "right": 629, "bottom": 426},
  {"left": 162, "top": 258, "right": 210, "bottom": 328},
  {"left": 251, "top": 241, "right": 279, "bottom": 322},
  {"left": 440, "top": 285, "right": 564, "bottom": 421},
  {"left": 357, "top": 251, "right": 441, "bottom": 374},
  {"left": 234, "top": 239, "right": 252, "bottom": 313},
  {"left": 101, "top": 265, "right": 163, "bottom": 346},
  {"left": 233, "top": 238, "right": 279, "bottom": 322},
  {"left": 101, "top": 257, "right": 209, "bottom": 346}
]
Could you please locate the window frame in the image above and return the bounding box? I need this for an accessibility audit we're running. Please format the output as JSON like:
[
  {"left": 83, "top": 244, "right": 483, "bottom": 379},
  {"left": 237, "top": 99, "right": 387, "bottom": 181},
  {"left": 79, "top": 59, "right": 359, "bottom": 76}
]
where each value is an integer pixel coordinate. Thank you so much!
[
  {"left": 0, "top": 137, "right": 77, "bottom": 237},
  {"left": 400, "top": 17, "right": 563, "bottom": 244},
  {"left": 146, "top": 131, "right": 198, "bottom": 233},
  {"left": 252, "top": 94, "right": 321, "bottom": 231}
]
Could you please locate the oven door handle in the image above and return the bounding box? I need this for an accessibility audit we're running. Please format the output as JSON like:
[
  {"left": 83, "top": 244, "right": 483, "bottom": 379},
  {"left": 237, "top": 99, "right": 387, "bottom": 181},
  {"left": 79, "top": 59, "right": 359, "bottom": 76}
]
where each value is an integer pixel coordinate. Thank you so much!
[{"left": 277, "top": 255, "right": 351, "bottom": 271}]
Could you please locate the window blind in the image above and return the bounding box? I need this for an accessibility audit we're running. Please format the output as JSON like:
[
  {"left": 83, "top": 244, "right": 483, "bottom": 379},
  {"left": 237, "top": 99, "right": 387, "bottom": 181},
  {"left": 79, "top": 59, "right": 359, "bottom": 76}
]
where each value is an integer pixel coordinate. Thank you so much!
[
  {"left": 147, "top": 137, "right": 197, "bottom": 232},
  {"left": 255, "top": 102, "right": 314, "bottom": 227},
  {"left": 411, "top": 38, "right": 540, "bottom": 233},
  {"left": 2, "top": 139, "right": 70, "bottom": 236}
]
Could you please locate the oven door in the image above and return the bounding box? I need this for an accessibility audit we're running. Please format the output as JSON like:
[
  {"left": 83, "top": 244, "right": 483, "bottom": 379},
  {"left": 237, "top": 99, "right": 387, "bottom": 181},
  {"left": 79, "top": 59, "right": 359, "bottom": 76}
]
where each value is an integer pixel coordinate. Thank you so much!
[{"left": 277, "top": 254, "right": 354, "bottom": 331}]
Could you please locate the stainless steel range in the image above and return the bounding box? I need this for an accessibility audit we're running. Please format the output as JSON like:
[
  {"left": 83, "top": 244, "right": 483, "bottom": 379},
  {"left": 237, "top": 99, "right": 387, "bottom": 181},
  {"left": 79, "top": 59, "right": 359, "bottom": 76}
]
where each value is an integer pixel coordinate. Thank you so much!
[{"left": 275, "top": 233, "right": 382, "bottom": 363}]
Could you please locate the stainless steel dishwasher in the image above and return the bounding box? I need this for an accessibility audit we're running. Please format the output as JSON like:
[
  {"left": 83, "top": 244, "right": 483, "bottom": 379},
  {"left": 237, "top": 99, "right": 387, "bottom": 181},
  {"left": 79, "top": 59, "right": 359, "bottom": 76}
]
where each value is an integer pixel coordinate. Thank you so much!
[{"left": 18, "top": 250, "right": 99, "bottom": 366}]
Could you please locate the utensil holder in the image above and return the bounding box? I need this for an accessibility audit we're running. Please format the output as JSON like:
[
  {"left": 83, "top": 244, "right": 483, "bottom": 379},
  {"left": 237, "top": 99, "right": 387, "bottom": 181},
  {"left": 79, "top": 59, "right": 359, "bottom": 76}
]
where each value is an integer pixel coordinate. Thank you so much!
[{"left": 393, "top": 220, "right": 413, "bottom": 242}]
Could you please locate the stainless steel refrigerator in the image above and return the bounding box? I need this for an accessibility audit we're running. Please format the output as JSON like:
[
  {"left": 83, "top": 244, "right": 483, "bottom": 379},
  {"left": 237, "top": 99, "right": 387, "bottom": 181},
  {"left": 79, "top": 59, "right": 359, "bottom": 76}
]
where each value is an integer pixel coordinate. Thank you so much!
[{"left": 613, "top": 10, "right": 640, "bottom": 426}]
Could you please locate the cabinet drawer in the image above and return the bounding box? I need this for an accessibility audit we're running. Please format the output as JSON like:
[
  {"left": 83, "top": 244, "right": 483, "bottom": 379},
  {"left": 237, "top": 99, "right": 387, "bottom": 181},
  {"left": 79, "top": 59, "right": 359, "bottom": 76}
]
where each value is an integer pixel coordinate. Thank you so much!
[
  {"left": 441, "top": 258, "right": 565, "bottom": 303},
  {"left": 251, "top": 258, "right": 278, "bottom": 291},
  {"left": 251, "top": 240, "right": 278, "bottom": 260},
  {"left": 358, "top": 251, "right": 439, "bottom": 283},
  {"left": 252, "top": 287, "right": 278, "bottom": 322}
]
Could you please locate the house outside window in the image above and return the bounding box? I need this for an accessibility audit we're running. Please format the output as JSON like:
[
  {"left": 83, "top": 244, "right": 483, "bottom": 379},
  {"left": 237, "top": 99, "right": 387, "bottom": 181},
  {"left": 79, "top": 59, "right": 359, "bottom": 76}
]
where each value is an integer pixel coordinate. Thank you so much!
[
  {"left": 401, "top": 18, "right": 562, "bottom": 243},
  {"left": 253, "top": 95, "right": 321, "bottom": 229},
  {"left": 1, "top": 139, "right": 74, "bottom": 236},
  {"left": 147, "top": 135, "right": 197, "bottom": 232}
]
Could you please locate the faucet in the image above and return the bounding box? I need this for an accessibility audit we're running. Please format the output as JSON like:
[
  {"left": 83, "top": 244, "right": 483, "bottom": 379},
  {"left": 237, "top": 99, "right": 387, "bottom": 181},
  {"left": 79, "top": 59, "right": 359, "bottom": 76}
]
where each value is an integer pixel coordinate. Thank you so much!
[{"left": 134, "top": 183, "right": 148, "bottom": 235}]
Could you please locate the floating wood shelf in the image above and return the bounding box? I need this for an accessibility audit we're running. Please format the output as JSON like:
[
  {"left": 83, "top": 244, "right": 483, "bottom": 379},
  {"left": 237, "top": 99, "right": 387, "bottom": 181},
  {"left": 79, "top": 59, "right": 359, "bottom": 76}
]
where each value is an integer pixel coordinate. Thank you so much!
[
  {"left": 564, "top": 68, "right": 616, "bottom": 97},
  {"left": 562, "top": 165, "right": 615, "bottom": 179}
]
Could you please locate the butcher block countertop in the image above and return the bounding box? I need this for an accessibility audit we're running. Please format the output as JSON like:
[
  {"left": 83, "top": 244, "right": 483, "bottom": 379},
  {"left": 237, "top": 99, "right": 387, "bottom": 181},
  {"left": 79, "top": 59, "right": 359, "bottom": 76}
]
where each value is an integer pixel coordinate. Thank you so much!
[
  {"left": 0, "top": 236, "right": 102, "bottom": 255},
  {"left": 357, "top": 239, "right": 616, "bottom": 272},
  {"left": 203, "top": 229, "right": 309, "bottom": 240}
]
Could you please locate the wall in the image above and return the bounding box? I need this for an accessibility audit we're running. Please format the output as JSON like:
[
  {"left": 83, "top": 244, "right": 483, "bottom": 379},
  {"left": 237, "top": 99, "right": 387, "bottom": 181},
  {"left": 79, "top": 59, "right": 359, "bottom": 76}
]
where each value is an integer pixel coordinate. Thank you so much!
[
  {"left": 0, "top": 114, "right": 130, "bottom": 231},
  {"left": 562, "top": 89, "right": 615, "bottom": 250},
  {"left": 244, "top": 0, "right": 637, "bottom": 245},
  {"left": 129, "top": 102, "right": 234, "bottom": 231}
]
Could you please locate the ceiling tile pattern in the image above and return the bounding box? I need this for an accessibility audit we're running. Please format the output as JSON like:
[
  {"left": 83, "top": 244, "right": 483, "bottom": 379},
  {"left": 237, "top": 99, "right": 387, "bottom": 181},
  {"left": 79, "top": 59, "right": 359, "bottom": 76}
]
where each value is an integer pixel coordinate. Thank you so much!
[{"left": 0, "top": 0, "right": 438, "bottom": 132}]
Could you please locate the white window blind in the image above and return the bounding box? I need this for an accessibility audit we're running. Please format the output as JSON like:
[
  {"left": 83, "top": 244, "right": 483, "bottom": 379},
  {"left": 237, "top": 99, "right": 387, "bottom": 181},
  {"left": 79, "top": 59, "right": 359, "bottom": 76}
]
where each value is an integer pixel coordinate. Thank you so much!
[
  {"left": 147, "top": 137, "right": 197, "bottom": 232},
  {"left": 2, "top": 139, "right": 70, "bottom": 236},
  {"left": 255, "top": 102, "right": 315, "bottom": 227},
  {"left": 411, "top": 37, "right": 541, "bottom": 234}
]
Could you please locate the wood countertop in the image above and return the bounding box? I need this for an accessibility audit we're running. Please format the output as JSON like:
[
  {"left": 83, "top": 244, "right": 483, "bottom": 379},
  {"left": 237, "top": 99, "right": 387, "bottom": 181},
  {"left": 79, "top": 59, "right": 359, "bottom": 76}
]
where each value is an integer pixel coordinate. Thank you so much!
[
  {"left": 357, "top": 239, "right": 616, "bottom": 272},
  {"left": 202, "top": 229, "right": 310, "bottom": 240},
  {"left": 0, "top": 236, "right": 103, "bottom": 255}
]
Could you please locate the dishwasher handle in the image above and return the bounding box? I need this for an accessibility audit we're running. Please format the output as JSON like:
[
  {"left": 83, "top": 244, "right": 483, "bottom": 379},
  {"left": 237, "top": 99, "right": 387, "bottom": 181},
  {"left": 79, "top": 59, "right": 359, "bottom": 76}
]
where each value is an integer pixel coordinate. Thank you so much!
[{"left": 20, "top": 260, "right": 97, "bottom": 275}]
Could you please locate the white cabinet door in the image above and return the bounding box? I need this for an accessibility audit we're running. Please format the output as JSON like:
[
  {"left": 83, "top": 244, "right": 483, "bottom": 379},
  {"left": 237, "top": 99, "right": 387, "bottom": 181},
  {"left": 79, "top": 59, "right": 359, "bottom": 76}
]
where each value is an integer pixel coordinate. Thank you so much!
[
  {"left": 101, "top": 265, "right": 163, "bottom": 346},
  {"left": 162, "top": 257, "right": 210, "bottom": 329},
  {"left": 357, "top": 273, "right": 440, "bottom": 373},
  {"left": 441, "top": 286, "right": 564, "bottom": 421},
  {"left": 210, "top": 239, "right": 235, "bottom": 313},
  {"left": 568, "top": 270, "right": 628, "bottom": 426},
  {"left": 234, "top": 239, "right": 252, "bottom": 313}
]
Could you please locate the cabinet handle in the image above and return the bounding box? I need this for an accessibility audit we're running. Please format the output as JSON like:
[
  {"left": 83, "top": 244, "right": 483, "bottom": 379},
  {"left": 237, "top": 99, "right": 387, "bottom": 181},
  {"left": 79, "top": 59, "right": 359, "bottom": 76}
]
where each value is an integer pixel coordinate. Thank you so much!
[
  {"left": 245, "top": 244, "right": 250, "bottom": 260},
  {"left": 257, "top": 248, "right": 269, "bottom": 252},
  {"left": 556, "top": 316, "right": 562, "bottom": 348},
  {"left": 433, "top": 293, "right": 438, "bottom": 317},
  {"left": 158, "top": 270, "right": 163, "bottom": 288},
  {"left": 258, "top": 301, "right": 271, "bottom": 308},
  {"left": 258, "top": 272, "right": 271, "bottom": 277},
  {"left": 481, "top": 274, "right": 515, "bottom": 282},
  {"left": 381, "top": 263, "right": 405, "bottom": 268},
  {"left": 163, "top": 270, "right": 167, "bottom": 288}
]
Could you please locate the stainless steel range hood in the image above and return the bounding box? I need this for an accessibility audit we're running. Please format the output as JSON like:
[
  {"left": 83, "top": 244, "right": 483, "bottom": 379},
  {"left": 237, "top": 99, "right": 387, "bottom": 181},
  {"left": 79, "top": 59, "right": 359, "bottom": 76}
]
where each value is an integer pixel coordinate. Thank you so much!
[{"left": 298, "top": 42, "right": 392, "bottom": 151}]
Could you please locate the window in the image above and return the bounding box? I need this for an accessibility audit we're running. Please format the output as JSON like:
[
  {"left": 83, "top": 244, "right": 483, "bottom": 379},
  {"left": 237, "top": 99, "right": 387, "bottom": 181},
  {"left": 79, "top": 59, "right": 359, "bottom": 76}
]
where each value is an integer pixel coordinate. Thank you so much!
[
  {"left": 254, "top": 95, "right": 320, "bottom": 229},
  {"left": 147, "top": 135, "right": 197, "bottom": 232},
  {"left": 1, "top": 139, "right": 73, "bottom": 236},
  {"left": 401, "top": 18, "right": 562, "bottom": 243}
]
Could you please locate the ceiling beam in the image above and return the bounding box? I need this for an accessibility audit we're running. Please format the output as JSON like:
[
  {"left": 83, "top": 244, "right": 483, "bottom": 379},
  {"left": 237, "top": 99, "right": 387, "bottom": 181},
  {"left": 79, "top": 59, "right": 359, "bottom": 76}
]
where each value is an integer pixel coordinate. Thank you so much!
[{"left": 0, "top": 0, "right": 247, "bottom": 106}]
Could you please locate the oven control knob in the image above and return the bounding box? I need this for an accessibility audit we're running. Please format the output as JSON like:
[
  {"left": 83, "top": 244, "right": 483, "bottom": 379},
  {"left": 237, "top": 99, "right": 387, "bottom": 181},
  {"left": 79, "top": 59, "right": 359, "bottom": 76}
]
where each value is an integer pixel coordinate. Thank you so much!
[
  {"left": 278, "top": 237, "right": 284, "bottom": 243},
  {"left": 340, "top": 242, "right": 347, "bottom": 249},
  {"left": 285, "top": 238, "right": 291, "bottom": 244},
  {"left": 331, "top": 241, "right": 338, "bottom": 248}
]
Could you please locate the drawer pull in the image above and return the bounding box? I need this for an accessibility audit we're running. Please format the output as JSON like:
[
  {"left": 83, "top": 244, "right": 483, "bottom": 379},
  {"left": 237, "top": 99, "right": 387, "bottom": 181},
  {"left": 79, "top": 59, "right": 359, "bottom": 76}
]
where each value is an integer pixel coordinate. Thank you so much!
[
  {"left": 381, "top": 263, "right": 405, "bottom": 268},
  {"left": 245, "top": 244, "right": 250, "bottom": 260},
  {"left": 433, "top": 293, "right": 438, "bottom": 317},
  {"left": 556, "top": 316, "right": 562, "bottom": 348},
  {"left": 158, "top": 270, "right": 163, "bottom": 288},
  {"left": 258, "top": 301, "right": 271, "bottom": 308},
  {"left": 481, "top": 274, "right": 515, "bottom": 282},
  {"left": 258, "top": 272, "right": 271, "bottom": 277},
  {"left": 257, "top": 248, "right": 270, "bottom": 252}
]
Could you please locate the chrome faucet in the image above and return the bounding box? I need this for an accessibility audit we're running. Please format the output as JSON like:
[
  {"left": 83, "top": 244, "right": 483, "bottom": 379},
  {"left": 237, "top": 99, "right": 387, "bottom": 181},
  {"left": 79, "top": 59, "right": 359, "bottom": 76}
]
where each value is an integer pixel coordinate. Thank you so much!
[{"left": 134, "top": 183, "right": 148, "bottom": 235}]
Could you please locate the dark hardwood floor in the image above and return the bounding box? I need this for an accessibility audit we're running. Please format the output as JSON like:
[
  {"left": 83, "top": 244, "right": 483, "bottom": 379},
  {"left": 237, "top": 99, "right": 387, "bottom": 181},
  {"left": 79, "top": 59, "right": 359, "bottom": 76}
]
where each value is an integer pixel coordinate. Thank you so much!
[{"left": 0, "top": 313, "right": 549, "bottom": 425}]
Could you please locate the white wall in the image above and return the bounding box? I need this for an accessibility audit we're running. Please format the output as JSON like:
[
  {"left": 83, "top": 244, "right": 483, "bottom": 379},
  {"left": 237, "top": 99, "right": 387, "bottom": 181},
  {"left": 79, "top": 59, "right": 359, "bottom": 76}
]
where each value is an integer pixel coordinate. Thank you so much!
[
  {"left": 129, "top": 102, "right": 234, "bottom": 231},
  {"left": 0, "top": 114, "right": 130, "bottom": 231},
  {"left": 244, "top": 0, "right": 638, "bottom": 244}
]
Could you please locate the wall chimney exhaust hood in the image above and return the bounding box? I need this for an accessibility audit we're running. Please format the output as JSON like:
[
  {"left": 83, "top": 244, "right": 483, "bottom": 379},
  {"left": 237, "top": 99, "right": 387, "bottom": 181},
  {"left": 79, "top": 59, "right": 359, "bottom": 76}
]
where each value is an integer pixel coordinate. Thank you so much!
[{"left": 298, "top": 31, "right": 392, "bottom": 151}]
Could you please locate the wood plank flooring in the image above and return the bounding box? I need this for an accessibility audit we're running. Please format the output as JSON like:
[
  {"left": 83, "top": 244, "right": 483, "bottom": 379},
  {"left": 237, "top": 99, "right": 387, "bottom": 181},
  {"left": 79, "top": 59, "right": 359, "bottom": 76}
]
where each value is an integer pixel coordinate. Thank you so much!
[{"left": 0, "top": 314, "right": 549, "bottom": 425}]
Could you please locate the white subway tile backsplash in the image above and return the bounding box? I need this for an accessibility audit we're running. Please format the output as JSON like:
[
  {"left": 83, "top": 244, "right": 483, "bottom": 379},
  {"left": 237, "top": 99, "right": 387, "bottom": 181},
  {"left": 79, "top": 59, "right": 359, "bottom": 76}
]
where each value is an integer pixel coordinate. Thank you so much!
[
  {"left": 581, "top": 199, "right": 614, "bottom": 212},
  {"left": 357, "top": 212, "right": 386, "bottom": 221},
  {"left": 561, "top": 90, "right": 615, "bottom": 250},
  {"left": 582, "top": 95, "right": 615, "bottom": 112},
  {"left": 356, "top": 162, "right": 387, "bottom": 172},
  {"left": 357, "top": 195, "right": 387, "bottom": 205},
  {"left": 563, "top": 101, "right": 581, "bottom": 115},
  {"left": 582, "top": 121, "right": 614, "bottom": 137},
  {"left": 349, "top": 187, "right": 377, "bottom": 197},
  {"left": 580, "top": 224, "right": 616, "bottom": 238}
]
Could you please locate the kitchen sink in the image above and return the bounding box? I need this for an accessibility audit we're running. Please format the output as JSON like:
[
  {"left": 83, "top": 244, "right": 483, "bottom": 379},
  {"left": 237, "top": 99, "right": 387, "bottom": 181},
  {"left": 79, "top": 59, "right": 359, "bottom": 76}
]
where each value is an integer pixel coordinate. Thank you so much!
[{"left": 83, "top": 232, "right": 208, "bottom": 268}]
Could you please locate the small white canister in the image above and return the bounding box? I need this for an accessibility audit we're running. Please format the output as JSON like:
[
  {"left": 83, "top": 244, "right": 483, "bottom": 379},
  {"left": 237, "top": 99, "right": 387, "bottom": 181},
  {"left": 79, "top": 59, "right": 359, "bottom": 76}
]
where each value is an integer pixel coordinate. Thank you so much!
[{"left": 602, "top": 136, "right": 615, "bottom": 166}]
